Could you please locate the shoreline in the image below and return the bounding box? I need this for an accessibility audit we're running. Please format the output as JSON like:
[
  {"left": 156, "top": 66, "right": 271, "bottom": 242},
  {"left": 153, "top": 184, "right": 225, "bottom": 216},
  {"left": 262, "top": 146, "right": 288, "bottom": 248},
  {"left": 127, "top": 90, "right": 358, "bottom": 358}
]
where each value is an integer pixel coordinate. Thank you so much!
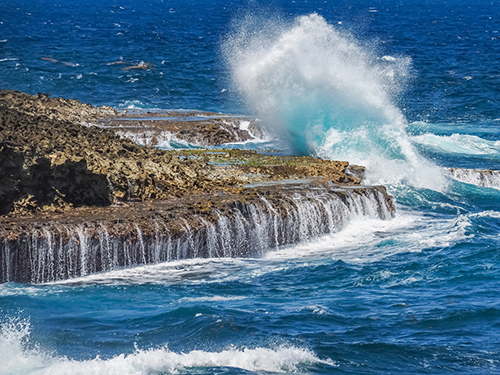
[{"left": 0, "top": 89, "right": 395, "bottom": 283}]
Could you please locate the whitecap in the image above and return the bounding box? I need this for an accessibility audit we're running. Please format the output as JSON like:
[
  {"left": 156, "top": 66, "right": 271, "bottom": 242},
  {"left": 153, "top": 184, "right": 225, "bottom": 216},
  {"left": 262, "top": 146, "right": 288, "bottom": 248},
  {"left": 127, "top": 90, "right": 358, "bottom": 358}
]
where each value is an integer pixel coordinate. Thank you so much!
[
  {"left": 0, "top": 317, "right": 334, "bottom": 375},
  {"left": 179, "top": 295, "right": 247, "bottom": 302},
  {"left": 117, "top": 100, "right": 151, "bottom": 110},
  {"left": 412, "top": 133, "right": 500, "bottom": 156}
]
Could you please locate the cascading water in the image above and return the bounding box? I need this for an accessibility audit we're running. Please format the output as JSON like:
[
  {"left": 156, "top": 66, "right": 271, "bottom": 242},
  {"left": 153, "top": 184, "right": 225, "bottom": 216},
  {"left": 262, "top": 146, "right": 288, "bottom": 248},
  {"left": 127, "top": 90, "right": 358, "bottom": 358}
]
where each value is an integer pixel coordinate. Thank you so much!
[
  {"left": 223, "top": 13, "right": 446, "bottom": 191},
  {"left": 0, "top": 186, "right": 394, "bottom": 283},
  {"left": 446, "top": 168, "right": 500, "bottom": 190}
]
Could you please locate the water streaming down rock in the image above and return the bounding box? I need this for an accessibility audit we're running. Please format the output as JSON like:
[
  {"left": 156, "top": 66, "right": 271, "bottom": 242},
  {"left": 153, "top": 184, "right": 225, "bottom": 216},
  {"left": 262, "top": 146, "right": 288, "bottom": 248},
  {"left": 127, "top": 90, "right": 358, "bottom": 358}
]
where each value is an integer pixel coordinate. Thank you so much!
[
  {"left": 96, "top": 114, "right": 265, "bottom": 148},
  {"left": 0, "top": 185, "right": 394, "bottom": 284},
  {"left": 446, "top": 168, "right": 500, "bottom": 190}
]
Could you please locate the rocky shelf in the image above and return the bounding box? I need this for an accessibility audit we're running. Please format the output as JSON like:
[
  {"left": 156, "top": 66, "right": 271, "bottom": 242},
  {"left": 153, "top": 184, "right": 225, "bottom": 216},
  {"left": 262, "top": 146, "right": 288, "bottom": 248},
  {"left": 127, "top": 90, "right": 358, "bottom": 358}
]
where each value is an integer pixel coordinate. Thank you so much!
[
  {"left": 0, "top": 90, "right": 395, "bottom": 283},
  {"left": 96, "top": 111, "right": 265, "bottom": 147}
]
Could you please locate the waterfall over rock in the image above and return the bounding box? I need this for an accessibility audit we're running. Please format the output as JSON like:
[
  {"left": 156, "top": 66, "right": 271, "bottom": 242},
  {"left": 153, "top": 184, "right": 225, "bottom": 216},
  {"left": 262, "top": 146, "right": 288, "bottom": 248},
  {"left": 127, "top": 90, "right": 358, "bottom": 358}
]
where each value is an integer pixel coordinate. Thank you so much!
[
  {"left": 0, "top": 184, "right": 394, "bottom": 284},
  {"left": 446, "top": 168, "right": 500, "bottom": 190}
]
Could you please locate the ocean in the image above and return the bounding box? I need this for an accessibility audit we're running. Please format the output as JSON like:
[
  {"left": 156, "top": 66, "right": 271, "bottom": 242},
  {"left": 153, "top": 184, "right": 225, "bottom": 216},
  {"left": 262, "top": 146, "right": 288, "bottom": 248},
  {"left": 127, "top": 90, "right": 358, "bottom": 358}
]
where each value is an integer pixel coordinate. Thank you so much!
[{"left": 1, "top": 0, "right": 500, "bottom": 374}]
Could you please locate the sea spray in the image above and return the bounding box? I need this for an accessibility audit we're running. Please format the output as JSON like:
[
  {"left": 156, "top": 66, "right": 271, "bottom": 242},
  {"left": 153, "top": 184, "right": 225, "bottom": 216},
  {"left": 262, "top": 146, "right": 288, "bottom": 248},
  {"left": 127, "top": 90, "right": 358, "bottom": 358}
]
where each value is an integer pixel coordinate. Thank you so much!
[{"left": 223, "top": 13, "right": 446, "bottom": 190}]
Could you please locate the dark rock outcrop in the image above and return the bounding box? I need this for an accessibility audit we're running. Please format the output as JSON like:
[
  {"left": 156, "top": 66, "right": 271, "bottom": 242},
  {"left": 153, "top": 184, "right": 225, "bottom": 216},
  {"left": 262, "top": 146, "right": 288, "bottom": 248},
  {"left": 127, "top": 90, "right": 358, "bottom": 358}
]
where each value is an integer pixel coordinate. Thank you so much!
[
  {"left": 0, "top": 89, "right": 118, "bottom": 124},
  {"left": 0, "top": 103, "right": 229, "bottom": 216},
  {"left": 0, "top": 92, "right": 363, "bottom": 216}
]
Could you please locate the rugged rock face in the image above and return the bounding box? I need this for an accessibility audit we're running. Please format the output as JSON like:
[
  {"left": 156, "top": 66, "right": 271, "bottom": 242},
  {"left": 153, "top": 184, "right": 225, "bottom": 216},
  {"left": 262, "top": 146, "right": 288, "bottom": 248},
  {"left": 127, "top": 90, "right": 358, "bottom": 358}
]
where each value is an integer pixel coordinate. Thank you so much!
[
  {"left": 0, "top": 104, "right": 231, "bottom": 216},
  {"left": 170, "top": 149, "right": 363, "bottom": 186},
  {"left": 0, "top": 90, "right": 264, "bottom": 147},
  {"left": 0, "top": 90, "right": 118, "bottom": 124},
  {"left": 0, "top": 91, "right": 363, "bottom": 216},
  {"left": 0, "top": 90, "right": 395, "bottom": 283}
]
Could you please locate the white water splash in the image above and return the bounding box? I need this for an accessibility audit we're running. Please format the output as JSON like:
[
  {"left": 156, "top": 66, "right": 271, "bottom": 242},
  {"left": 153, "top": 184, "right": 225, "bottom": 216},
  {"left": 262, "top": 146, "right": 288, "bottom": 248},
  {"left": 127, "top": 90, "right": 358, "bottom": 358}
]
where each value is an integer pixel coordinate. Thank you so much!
[
  {"left": 223, "top": 12, "right": 446, "bottom": 191},
  {"left": 0, "top": 317, "right": 334, "bottom": 375}
]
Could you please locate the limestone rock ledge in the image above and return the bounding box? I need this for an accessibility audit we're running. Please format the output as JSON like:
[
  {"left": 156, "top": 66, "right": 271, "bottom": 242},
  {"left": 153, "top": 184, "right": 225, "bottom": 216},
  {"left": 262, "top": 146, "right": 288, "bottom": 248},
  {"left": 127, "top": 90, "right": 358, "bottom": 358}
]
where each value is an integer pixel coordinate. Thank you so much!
[
  {"left": 0, "top": 90, "right": 264, "bottom": 147},
  {"left": 0, "top": 90, "right": 396, "bottom": 283},
  {"left": 97, "top": 111, "right": 265, "bottom": 147},
  {"left": 0, "top": 182, "right": 395, "bottom": 284}
]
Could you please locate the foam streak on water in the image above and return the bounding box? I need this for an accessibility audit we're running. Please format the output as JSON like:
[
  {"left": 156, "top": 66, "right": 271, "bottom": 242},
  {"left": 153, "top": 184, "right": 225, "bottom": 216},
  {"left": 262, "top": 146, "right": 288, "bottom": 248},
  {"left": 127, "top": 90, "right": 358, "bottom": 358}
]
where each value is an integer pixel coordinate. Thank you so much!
[{"left": 223, "top": 13, "right": 446, "bottom": 191}]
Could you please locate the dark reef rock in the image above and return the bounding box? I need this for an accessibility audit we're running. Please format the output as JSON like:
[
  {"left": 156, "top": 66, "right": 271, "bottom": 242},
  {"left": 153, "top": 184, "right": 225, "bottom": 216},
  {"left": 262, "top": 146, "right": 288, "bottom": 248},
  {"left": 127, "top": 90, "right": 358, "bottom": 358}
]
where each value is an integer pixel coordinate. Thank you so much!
[
  {"left": 0, "top": 101, "right": 230, "bottom": 216},
  {"left": 0, "top": 89, "right": 118, "bottom": 124},
  {"left": 0, "top": 89, "right": 263, "bottom": 147},
  {"left": 0, "top": 91, "right": 363, "bottom": 216}
]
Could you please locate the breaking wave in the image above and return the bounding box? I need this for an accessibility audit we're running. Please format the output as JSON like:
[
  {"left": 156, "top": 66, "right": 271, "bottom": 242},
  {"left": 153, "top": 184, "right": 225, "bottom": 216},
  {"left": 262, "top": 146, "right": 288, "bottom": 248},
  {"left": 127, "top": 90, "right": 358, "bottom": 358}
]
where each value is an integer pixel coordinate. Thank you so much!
[
  {"left": 412, "top": 133, "right": 500, "bottom": 156},
  {"left": 1, "top": 317, "right": 333, "bottom": 375}
]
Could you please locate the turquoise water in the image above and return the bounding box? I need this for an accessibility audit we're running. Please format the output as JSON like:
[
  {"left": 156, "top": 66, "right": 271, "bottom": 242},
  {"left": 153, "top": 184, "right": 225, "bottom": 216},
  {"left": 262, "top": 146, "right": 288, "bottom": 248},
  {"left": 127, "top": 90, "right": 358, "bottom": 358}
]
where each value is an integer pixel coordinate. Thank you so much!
[{"left": 1, "top": 1, "right": 500, "bottom": 374}]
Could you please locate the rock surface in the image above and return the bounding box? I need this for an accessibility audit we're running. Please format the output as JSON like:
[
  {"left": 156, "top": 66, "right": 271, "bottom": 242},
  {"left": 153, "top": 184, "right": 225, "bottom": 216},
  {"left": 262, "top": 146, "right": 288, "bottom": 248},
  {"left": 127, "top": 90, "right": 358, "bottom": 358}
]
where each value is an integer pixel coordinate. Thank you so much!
[
  {"left": 0, "top": 90, "right": 118, "bottom": 124},
  {"left": 0, "top": 90, "right": 395, "bottom": 283},
  {"left": 0, "top": 90, "right": 362, "bottom": 217},
  {"left": 97, "top": 112, "right": 264, "bottom": 147},
  {"left": 0, "top": 100, "right": 226, "bottom": 216},
  {"left": 0, "top": 90, "right": 264, "bottom": 147}
]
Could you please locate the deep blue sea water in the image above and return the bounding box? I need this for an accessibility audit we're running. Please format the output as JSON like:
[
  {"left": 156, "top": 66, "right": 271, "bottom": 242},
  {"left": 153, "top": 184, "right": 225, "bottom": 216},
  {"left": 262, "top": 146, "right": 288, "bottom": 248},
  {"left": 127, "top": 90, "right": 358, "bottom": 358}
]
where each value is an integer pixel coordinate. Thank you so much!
[{"left": 1, "top": 0, "right": 500, "bottom": 374}]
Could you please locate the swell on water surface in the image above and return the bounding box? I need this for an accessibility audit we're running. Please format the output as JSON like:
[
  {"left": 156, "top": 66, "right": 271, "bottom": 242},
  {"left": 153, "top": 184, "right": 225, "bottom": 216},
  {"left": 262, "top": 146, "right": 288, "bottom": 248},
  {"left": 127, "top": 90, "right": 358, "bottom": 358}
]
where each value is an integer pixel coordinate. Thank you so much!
[{"left": 223, "top": 12, "right": 446, "bottom": 191}]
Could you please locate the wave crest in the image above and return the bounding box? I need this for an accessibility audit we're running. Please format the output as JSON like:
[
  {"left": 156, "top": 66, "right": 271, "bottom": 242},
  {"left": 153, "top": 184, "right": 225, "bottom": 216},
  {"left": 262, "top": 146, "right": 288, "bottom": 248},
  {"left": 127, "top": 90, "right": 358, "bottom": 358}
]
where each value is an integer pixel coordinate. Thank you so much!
[{"left": 1, "top": 317, "right": 333, "bottom": 375}]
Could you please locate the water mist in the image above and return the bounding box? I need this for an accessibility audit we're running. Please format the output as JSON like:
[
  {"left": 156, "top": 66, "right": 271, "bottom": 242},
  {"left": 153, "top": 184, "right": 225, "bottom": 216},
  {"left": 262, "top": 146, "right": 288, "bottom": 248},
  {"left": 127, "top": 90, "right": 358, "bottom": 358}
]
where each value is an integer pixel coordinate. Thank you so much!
[{"left": 223, "top": 13, "right": 446, "bottom": 191}]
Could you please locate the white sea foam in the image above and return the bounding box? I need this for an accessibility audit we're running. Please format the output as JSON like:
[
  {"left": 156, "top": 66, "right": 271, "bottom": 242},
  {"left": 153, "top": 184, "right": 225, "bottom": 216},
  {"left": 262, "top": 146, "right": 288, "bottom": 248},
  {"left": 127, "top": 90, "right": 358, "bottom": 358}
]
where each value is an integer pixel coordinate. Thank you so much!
[
  {"left": 48, "top": 258, "right": 247, "bottom": 286},
  {"left": 381, "top": 55, "right": 397, "bottom": 62},
  {"left": 412, "top": 133, "right": 500, "bottom": 155},
  {"left": 113, "top": 129, "right": 195, "bottom": 149},
  {"left": 118, "top": 100, "right": 152, "bottom": 110},
  {"left": 469, "top": 210, "right": 500, "bottom": 219},
  {"left": 264, "top": 210, "right": 421, "bottom": 264},
  {"left": 239, "top": 120, "right": 251, "bottom": 131},
  {"left": 180, "top": 295, "right": 247, "bottom": 302},
  {"left": 0, "top": 317, "right": 333, "bottom": 375},
  {"left": 223, "top": 12, "right": 446, "bottom": 191},
  {"left": 264, "top": 204, "right": 472, "bottom": 265},
  {"left": 0, "top": 284, "right": 66, "bottom": 298}
]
